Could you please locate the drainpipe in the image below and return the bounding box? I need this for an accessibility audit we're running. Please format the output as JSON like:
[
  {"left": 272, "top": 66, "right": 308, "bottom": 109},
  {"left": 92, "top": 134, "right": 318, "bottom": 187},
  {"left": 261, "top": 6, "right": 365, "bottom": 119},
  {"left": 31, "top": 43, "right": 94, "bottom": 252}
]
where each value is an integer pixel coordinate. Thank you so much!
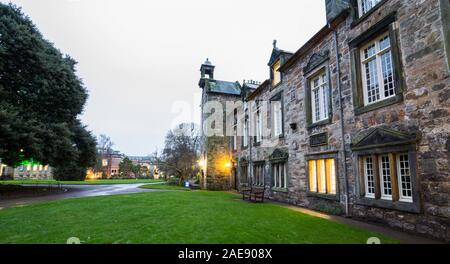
[
  {"left": 248, "top": 101, "right": 253, "bottom": 187},
  {"left": 331, "top": 25, "right": 350, "bottom": 217}
]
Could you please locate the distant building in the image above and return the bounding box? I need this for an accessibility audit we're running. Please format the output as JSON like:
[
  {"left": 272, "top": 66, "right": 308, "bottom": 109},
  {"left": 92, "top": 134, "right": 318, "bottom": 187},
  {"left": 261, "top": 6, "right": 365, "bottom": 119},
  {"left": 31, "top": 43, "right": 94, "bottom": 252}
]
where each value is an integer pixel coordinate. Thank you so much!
[
  {"left": 128, "top": 156, "right": 161, "bottom": 179},
  {"left": 0, "top": 159, "right": 53, "bottom": 180},
  {"left": 87, "top": 151, "right": 124, "bottom": 180}
]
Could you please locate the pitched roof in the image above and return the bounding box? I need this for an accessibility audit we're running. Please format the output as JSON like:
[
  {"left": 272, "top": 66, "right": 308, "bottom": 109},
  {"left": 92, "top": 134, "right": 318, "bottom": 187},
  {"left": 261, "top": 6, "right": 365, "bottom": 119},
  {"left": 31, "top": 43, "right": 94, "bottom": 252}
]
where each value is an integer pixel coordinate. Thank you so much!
[{"left": 206, "top": 80, "right": 241, "bottom": 95}]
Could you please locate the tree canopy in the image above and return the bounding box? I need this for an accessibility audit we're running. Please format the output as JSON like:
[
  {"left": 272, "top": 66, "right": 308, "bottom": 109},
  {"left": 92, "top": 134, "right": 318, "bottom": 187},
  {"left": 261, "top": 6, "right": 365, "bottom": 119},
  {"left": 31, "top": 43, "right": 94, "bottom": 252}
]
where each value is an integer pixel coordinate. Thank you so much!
[
  {"left": 0, "top": 3, "right": 96, "bottom": 180},
  {"left": 159, "top": 123, "right": 200, "bottom": 184}
]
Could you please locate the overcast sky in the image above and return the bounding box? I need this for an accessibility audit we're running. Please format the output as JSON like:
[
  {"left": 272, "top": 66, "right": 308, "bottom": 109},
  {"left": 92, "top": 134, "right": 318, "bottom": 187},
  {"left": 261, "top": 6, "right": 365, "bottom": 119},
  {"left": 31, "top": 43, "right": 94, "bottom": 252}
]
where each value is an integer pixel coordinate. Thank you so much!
[{"left": 6, "top": 0, "right": 326, "bottom": 156}]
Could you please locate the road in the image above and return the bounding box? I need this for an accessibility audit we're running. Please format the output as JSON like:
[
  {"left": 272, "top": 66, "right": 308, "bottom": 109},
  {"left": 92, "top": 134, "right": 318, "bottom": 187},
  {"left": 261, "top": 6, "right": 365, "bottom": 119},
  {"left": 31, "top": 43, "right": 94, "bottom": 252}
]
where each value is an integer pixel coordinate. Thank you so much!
[{"left": 0, "top": 183, "right": 161, "bottom": 209}]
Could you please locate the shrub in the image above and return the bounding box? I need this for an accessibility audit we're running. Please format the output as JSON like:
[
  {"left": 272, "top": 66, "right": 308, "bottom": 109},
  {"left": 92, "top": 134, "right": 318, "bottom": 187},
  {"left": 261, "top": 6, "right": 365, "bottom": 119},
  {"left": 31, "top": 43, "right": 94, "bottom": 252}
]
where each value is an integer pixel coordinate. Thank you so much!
[{"left": 310, "top": 202, "right": 343, "bottom": 216}]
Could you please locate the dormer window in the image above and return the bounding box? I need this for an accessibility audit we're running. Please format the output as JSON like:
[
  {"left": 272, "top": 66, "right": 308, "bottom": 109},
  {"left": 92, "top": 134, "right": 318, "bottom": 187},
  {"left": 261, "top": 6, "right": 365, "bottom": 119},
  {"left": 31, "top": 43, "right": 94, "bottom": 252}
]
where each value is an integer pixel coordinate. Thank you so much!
[
  {"left": 272, "top": 60, "right": 281, "bottom": 87},
  {"left": 358, "top": 0, "right": 383, "bottom": 17}
]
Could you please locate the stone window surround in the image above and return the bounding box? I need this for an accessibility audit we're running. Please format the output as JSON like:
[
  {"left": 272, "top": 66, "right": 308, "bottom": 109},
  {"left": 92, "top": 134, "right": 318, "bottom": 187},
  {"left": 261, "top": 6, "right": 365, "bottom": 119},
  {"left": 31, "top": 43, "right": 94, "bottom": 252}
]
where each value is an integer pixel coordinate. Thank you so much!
[
  {"left": 304, "top": 61, "right": 333, "bottom": 129},
  {"left": 305, "top": 151, "right": 340, "bottom": 201},
  {"left": 349, "top": 0, "right": 388, "bottom": 28},
  {"left": 349, "top": 12, "right": 404, "bottom": 115},
  {"left": 269, "top": 149, "right": 289, "bottom": 193},
  {"left": 352, "top": 144, "right": 421, "bottom": 213},
  {"left": 252, "top": 160, "right": 266, "bottom": 187}
]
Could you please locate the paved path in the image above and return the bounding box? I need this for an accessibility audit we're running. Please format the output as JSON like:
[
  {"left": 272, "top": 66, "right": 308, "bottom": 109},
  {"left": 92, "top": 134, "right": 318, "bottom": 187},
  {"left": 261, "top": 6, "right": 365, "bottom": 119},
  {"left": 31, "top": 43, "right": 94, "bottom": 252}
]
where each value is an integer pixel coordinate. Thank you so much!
[
  {"left": 271, "top": 201, "right": 442, "bottom": 244},
  {"left": 0, "top": 183, "right": 161, "bottom": 209}
]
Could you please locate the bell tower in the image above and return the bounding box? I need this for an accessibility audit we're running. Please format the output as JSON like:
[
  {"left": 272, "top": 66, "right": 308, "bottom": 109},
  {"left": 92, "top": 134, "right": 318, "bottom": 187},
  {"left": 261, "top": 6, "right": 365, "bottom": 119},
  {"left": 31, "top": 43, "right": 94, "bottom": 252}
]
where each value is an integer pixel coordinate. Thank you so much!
[{"left": 199, "top": 58, "right": 215, "bottom": 89}]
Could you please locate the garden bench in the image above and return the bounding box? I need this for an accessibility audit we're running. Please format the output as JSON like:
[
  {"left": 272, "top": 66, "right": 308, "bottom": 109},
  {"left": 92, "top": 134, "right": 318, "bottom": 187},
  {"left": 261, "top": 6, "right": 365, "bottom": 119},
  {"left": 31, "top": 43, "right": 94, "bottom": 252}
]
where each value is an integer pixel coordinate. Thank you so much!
[
  {"left": 240, "top": 184, "right": 252, "bottom": 201},
  {"left": 241, "top": 185, "right": 265, "bottom": 203},
  {"left": 249, "top": 186, "right": 265, "bottom": 203}
]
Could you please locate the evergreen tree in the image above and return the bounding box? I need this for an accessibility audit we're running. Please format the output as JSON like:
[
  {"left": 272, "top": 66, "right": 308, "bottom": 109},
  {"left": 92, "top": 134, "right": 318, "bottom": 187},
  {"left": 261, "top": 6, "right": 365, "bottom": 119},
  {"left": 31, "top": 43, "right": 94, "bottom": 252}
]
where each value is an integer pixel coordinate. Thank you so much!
[{"left": 0, "top": 3, "right": 96, "bottom": 180}]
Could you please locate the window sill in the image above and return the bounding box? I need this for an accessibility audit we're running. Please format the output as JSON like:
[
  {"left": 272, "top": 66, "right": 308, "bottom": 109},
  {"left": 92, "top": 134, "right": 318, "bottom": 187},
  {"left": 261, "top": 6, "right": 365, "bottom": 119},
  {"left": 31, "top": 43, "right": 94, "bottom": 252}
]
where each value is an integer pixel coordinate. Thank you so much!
[
  {"left": 307, "top": 118, "right": 332, "bottom": 129},
  {"left": 356, "top": 197, "right": 421, "bottom": 214},
  {"left": 354, "top": 94, "right": 403, "bottom": 115},
  {"left": 307, "top": 192, "right": 339, "bottom": 201},
  {"left": 271, "top": 187, "right": 288, "bottom": 193},
  {"left": 350, "top": 0, "right": 388, "bottom": 29}
]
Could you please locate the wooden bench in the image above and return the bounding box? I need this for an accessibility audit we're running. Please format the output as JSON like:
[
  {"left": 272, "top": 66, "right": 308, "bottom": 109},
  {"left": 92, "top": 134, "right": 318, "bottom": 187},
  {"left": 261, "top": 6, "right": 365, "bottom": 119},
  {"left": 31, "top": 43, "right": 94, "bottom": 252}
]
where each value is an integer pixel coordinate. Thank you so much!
[
  {"left": 249, "top": 186, "right": 265, "bottom": 203},
  {"left": 241, "top": 185, "right": 265, "bottom": 203},
  {"left": 240, "top": 184, "right": 252, "bottom": 200}
]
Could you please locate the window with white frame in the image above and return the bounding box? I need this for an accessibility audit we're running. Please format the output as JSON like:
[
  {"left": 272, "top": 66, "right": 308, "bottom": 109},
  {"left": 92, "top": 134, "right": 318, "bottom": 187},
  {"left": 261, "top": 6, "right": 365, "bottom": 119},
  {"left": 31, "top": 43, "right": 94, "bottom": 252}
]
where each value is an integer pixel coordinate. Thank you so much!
[
  {"left": 243, "top": 117, "right": 249, "bottom": 148},
  {"left": 363, "top": 157, "right": 376, "bottom": 198},
  {"left": 253, "top": 163, "right": 265, "bottom": 186},
  {"left": 272, "top": 162, "right": 287, "bottom": 189},
  {"left": 358, "top": 0, "right": 383, "bottom": 17},
  {"left": 379, "top": 155, "right": 393, "bottom": 200},
  {"left": 360, "top": 32, "right": 395, "bottom": 106},
  {"left": 272, "top": 100, "right": 283, "bottom": 137},
  {"left": 310, "top": 71, "right": 329, "bottom": 123},
  {"left": 308, "top": 158, "right": 336, "bottom": 195},
  {"left": 361, "top": 153, "right": 413, "bottom": 203},
  {"left": 255, "top": 102, "right": 263, "bottom": 143},
  {"left": 397, "top": 154, "right": 413, "bottom": 202},
  {"left": 232, "top": 109, "right": 238, "bottom": 151}
]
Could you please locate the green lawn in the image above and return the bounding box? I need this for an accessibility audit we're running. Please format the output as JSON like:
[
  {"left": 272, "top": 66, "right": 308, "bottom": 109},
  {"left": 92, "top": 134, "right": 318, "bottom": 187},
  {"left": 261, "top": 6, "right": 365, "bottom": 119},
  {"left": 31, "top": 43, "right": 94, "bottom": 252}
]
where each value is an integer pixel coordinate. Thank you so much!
[
  {"left": 140, "top": 183, "right": 191, "bottom": 191},
  {"left": 0, "top": 191, "right": 397, "bottom": 244},
  {"left": 0, "top": 179, "right": 163, "bottom": 185}
]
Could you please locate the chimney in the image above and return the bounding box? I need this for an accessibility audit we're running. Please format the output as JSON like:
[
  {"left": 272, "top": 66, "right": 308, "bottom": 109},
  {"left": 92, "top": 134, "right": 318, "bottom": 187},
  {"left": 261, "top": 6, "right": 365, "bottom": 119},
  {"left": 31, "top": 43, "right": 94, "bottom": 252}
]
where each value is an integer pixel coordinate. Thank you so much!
[{"left": 325, "top": 0, "right": 351, "bottom": 23}]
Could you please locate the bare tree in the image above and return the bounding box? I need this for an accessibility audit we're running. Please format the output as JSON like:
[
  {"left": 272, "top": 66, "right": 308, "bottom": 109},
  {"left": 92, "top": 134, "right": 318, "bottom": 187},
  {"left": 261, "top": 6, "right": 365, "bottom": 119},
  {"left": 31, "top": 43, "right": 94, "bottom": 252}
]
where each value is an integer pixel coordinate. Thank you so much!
[
  {"left": 98, "top": 134, "right": 114, "bottom": 154},
  {"left": 160, "top": 123, "right": 200, "bottom": 185}
]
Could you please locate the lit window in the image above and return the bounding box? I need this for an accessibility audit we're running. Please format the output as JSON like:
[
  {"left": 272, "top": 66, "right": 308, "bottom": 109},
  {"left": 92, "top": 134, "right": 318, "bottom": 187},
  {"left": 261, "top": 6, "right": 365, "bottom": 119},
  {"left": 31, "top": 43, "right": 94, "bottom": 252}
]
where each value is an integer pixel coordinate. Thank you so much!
[
  {"left": 358, "top": 0, "right": 383, "bottom": 17},
  {"left": 360, "top": 33, "right": 395, "bottom": 106},
  {"left": 272, "top": 60, "right": 281, "bottom": 86},
  {"left": 310, "top": 71, "right": 329, "bottom": 123},
  {"left": 273, "top": 162, "right": 287, "bottom": 189},
  {"left": 308, "top": 159, "right": 336, "bottom": 195},
  {"left": 253, "top": 163, "right": 265, "bottom": 186},
  {"left": 272, "top": 100, "right": 283, "bottom": 137},
  {"left": 102, "top": 159, "right": 108, "bottom": 167}
]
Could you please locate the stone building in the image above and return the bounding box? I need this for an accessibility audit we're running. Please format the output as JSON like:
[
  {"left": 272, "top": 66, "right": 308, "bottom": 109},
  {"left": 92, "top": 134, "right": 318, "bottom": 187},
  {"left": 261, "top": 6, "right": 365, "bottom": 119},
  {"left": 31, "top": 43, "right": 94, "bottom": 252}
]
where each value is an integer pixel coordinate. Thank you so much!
[
  {"left": 198, "top": 59, "right": 246, "bottom": 190},
  {"left": 200, "top": 0, "right": 450, "bottom": 241},
  {"left": 0, "top": 159, "right": 53, "bottom": 180}
]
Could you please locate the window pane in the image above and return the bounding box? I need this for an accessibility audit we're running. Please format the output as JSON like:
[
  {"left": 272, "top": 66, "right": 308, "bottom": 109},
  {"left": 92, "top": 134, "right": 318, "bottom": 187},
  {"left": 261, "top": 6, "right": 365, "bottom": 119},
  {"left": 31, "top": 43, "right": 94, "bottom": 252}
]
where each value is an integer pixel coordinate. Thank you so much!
[
  {"left": 309, "top": 160, "right": 317, "bottom": 192},
  {"left": 381, "top": 50, "right": 395, "bottom": 98},
  {"left": 379, "top": 35, "right": 391, "bottom": 50},
  {"left": 317, "top": 159, "right": 326, "bottom": 194},
  {"left": 398, "top": 154, "right": 413, "bottom": 202},
  {"left": 380, "top": 155, "right": 393, "bottom": 199},
  {"left": 365, "top": 59, "right": 380, "bottom": 104},
  {"left": 364, "top": 43, "right": 376, "bottom": 59},
  {"left": 321, "top": 83, "right": 329, "bottom": 120},
  {"left": 364, "top": 157, "right": 375, "bottom": 197},
  {"left": 326, "top": 159, "right": 336, "bottom": 194},
  {"left": 313, "top": 88, "right": 320, "bottom": 122}
]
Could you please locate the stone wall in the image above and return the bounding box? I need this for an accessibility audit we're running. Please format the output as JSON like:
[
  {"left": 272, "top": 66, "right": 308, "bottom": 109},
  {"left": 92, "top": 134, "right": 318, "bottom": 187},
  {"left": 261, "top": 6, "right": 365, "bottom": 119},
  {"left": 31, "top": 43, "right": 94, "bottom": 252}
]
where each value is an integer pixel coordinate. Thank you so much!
[
  {"left": 342, "top": 0, "right": 450, "bottom": 241},
  {"left": 200, "top": 91, "right": 240, "bottom": 190},
  {"left": 232, "top": 0, "right": 450, "bottom": 241}
]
